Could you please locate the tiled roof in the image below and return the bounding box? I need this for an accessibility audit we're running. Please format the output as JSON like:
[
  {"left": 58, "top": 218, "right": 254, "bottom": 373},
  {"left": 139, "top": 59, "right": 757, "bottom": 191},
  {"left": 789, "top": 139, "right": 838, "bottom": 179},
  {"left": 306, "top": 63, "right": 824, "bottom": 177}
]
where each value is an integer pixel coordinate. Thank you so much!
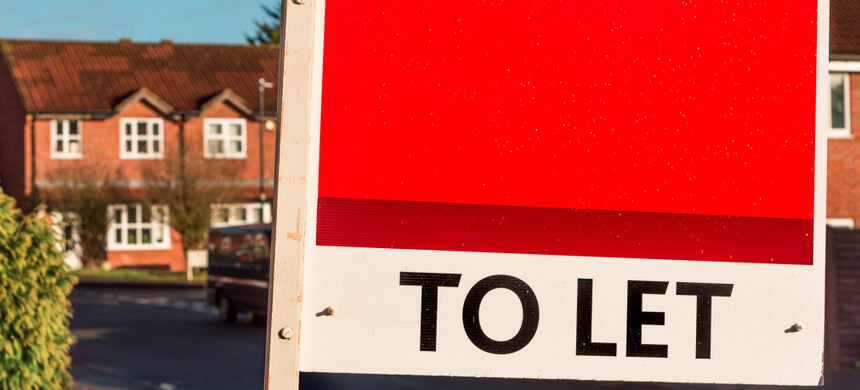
[
  {"left": 833, "top": 0, "right": 860, "bottom": 56},
  {"left": 0, "top": 39, "right": 279, "bottom": 114}
]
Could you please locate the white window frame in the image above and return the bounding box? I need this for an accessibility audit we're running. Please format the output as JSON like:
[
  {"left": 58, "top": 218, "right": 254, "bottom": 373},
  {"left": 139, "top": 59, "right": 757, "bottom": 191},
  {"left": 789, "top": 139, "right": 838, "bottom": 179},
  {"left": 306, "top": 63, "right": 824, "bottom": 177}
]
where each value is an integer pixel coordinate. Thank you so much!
[
  {"left": 120, "top": 118, "right": 165, "bottom": 159},
  {"left": 829, "top": 72, "right": 851, "bottom": 139},
  {"left": 50, "top": 119, "right": 83, "bottom": 159},
  {"left": 204, "top": 118, "right": 247, "bottom": 159},
  {"left": 106, "top": 204, "right": 171, "bottom": 250},
  {"left": 211, "top": 202, "right": 272, "bottom": 227},
  {"left": 826, "top": 218, "right": 854, "bottom": 230},
  {"left": 50, "top": 212, "right": 81, "bottom": 253}
]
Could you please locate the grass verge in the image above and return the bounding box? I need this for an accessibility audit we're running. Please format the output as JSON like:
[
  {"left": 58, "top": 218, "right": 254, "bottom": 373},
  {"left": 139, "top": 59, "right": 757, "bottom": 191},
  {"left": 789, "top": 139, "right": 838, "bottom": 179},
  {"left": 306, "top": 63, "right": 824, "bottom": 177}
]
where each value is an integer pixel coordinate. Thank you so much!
[{"left": 72, "top": 268, "right": 207, "bottom": 282}]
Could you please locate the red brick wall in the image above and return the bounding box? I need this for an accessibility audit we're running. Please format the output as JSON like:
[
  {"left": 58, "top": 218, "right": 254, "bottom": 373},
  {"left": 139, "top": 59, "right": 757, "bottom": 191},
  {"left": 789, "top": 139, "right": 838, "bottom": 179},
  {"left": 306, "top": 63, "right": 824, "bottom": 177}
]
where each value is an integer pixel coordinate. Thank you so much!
[
  {"left": 182, "top": 102, "right": 277, "bottom": 199},
  {"left": 106, "top": 227, "right": 186, "bottom": 271},
  {"left": 0, "top": 56, "right": 27, "bottom": 207},
  {"left": 827, "top": 73, "right": 860, "bottom": 225},
  {"left": 34, "top": 101, "right": 180, "bottom": 183},
  {"left": 34, "top": 101, "right": 276, "bottom": 189}
]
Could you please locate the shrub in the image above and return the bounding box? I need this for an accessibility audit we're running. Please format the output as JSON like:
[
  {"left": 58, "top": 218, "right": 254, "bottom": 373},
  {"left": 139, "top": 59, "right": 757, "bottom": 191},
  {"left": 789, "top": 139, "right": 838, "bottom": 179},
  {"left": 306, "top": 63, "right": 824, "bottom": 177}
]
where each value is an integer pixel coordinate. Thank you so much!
[
  {"left": 44, "top": 160, "right": 127, "bottom": 269},
  {"left": 0, "top": 190, "right": 76, "bottom": 389}
]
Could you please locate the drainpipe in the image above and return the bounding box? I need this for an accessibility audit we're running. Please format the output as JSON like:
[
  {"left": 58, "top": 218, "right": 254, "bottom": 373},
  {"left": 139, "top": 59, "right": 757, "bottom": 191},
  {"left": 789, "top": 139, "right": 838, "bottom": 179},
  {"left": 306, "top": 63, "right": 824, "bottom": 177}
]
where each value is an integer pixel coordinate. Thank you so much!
[
  {"left": 30, "top": 110, "right": 38, "bottom": 210},
  {"left": 258, "top": 78, "right": 274, "bottom": 223}
]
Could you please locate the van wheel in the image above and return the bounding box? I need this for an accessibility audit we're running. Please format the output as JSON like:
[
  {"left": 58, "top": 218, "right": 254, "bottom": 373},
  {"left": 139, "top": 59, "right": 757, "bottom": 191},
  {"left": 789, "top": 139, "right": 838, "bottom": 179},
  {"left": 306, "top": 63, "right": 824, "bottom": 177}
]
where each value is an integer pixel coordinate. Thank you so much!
[
  {"left": 250, "top": 312, "right": 267, "bottom": 326},
  {"left": 218, "top": 294, "right": 237, "bottom": 323}
]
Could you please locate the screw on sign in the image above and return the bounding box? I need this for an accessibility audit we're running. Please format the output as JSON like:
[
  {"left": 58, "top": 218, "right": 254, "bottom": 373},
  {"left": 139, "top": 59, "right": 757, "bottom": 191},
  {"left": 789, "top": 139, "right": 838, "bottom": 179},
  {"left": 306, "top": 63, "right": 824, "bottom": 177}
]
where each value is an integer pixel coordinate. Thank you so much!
[{"left": 265, "top": 0, "right": 828, "bottom": 389}]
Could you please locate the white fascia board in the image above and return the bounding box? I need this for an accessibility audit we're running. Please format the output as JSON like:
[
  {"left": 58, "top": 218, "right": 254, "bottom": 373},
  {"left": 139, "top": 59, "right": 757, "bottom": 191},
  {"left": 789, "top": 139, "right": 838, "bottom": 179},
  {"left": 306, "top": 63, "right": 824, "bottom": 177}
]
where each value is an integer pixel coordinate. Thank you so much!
[{"left": 829, "top": 61, "right": 860, "bottom": 72}]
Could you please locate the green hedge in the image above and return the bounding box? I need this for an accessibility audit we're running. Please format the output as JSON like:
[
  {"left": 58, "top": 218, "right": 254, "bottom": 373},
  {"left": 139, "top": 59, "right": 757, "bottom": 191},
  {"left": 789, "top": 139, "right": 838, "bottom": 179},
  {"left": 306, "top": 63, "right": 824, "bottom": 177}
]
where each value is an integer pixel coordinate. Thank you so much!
[{"left": 0, "top": 191, "right": 76, "bottom": 389}]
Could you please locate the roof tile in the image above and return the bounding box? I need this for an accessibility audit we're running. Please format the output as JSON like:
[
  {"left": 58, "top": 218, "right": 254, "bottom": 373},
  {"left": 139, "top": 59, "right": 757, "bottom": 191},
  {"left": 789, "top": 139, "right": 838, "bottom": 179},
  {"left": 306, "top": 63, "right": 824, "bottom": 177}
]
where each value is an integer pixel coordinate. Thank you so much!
[
  {"left": 0, "top": 39, "right": 279, "bottom": 113},
  {"left": 832, "top": 0, "right": 860, "bottom": 56}
]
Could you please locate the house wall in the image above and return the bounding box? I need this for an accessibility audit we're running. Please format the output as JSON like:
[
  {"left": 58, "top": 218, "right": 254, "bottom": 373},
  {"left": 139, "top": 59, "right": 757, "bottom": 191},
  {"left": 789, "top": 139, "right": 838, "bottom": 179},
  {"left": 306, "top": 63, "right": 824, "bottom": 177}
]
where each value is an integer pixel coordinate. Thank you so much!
[
  {"left": 182, "top": 102, "right": 277, "bottom": 199},
  {"left": 106, "top": 227, "right": 186, "bottom": 271},
  {"left": 34, "top": 101, "right": 180, "bottom": 183},
  {"left": 31, "top": 100, "right": 276, "bottom": 271},
  {"left": 828, "top": 73, "right": 860, "bottom": 225},
  {"left": 0, "top": 55, "right": 28, "bottom": 208}
]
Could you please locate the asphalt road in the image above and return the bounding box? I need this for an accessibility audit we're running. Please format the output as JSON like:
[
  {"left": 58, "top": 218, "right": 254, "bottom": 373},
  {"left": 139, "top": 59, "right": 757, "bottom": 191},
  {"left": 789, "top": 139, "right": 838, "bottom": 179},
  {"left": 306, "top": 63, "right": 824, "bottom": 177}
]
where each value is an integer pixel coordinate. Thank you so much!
[
  {"left": 70, "top": 286, "right": 266, "bottom": 390},
  {"left": 69, "top": 285, "right": 860, "bottom": 390}
]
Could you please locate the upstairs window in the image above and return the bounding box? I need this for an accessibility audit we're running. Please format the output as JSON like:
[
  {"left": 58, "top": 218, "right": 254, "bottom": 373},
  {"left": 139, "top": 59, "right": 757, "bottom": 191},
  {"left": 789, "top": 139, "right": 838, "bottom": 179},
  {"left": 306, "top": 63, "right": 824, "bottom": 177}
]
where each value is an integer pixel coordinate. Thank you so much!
[
  {"left": 211, "top": 202, "right": 272, "bottom": 227},
  {"left": 120, "top": 118, "right": 164, "bottom": 159},
  {"left": 204, "top": 118, "right": 246, "bottom": 158},
  {"left": 51, "top": 119, "right": 82, "bottom": 159},
  {"left": 107, "top": 204, "right": 171, "bottom": 250},
  {"left": 830, "top": 73, "right": 851, "bottom": 139}
]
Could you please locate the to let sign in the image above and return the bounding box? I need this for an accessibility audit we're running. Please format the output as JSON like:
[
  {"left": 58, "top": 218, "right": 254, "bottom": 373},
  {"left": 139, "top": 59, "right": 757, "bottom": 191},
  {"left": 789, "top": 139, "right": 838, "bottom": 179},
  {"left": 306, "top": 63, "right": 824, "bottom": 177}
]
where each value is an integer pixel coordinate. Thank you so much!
[{"left": 266, "top": 0, "right": 828, "bottom": 388}]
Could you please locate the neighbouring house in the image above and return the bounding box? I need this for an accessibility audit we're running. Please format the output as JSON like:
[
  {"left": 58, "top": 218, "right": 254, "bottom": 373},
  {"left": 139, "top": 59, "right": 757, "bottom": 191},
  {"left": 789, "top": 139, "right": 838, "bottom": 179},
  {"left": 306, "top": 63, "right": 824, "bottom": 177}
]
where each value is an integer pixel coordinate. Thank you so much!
[
  {"left": 830, "top": 0, "right": 860, "bottom": 229},
  {"left": 822, "top": 0, "right": 860, "bottom": 370},
  {"left": 0, "top": 38, "right": 278, "bottom": 271}
]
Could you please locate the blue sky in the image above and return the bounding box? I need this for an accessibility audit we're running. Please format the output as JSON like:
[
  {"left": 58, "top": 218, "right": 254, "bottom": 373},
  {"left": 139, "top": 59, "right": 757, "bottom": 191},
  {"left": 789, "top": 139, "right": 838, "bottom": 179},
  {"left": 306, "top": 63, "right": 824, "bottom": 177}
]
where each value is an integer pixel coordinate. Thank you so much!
[{"left": 0, "top": 0, "right": 277, "bottom": 44}]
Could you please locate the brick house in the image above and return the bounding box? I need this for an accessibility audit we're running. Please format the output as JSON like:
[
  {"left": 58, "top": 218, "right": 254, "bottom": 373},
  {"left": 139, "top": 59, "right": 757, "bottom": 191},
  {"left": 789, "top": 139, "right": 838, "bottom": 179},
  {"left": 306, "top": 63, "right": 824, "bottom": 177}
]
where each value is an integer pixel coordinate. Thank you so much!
[
  {"left": 830, "top": 1, "right": 860, "bottom": 228},
  {"left": 0, "top": 39, "right": 279, "bottom": 271}
]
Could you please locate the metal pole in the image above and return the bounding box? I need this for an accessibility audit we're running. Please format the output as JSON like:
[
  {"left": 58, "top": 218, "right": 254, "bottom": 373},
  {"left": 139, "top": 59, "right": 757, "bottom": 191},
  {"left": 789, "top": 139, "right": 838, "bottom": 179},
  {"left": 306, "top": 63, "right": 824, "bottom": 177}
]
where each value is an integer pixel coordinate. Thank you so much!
[
  {"left": 258, "top": 78, "right": 275, "bottom": 224},
  {"left": 259, "top": 78, "right": 266, "bottom": 222}
]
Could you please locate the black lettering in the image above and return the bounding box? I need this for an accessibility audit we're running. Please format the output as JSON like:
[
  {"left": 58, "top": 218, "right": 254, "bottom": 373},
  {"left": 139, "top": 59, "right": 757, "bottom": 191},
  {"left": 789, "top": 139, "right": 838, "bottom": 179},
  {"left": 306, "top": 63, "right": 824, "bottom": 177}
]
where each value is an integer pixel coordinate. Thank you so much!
[
  {"left": 400, "top": 272, "right": 462, "bottom": 351},
  {"left": 627, "top": 280, "right": 669, "bottom": 358},
  {"left": 576, "top": 279, "right": 617, "bottom": 356},
  {"left": 462, "top": 275, "right": 539, "bottom": 354},
  {"left": 676, "top": 282, "right": 734, "bottom": 359}
]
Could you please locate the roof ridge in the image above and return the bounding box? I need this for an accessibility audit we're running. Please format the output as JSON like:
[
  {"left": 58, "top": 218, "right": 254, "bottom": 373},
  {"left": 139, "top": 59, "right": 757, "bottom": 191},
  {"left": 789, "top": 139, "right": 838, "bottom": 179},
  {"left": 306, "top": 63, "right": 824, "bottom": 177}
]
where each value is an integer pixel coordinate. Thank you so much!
[
  {"left": 0, "top": 39, "right": 280, "bottom": 113},
  {"left": 0, "top": 37, "right": 278, "bottom": 49}
]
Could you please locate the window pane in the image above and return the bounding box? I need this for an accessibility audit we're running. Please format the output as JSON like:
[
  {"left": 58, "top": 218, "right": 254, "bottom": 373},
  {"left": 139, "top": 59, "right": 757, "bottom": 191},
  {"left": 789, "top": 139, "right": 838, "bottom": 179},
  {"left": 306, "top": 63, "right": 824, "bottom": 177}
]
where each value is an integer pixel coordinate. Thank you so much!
[
  {"left": 138, "top": 140, "right": 148, "bottom": 153},
  {"left": 152, "top": 122, "right": 159, "bottom": 136},
  {"left": 229, "top": 140, "right": 242, "bottom": 153},
  {"left": 115, "top": 229, "right": 122, "bottom": 243},
  {"left": 254, "top": 208, "right": 263, "bottom": 223},
  {"left": 154, "top": 225, "right": 163, "bottom": 243},
  {"left": 236, "top": 208, "right": 247, "bottom": 222},
  {"left": 215, "top": 208, "right": 229, "bottom": 223},
  {"left": 69, "top": 140, "right": 80, "bottom": 154},
  {"left": 63, "top": 223, "right": 74, "bottom": 250},
  {"left": 126, "top": 141, "right": 133, "bottom": 153},
  {"left": 56, "top": 121, "right": 64, "bottom": 135},
  {"left": 229, "top": 123, "right": 242, "bottom": 136},
  {"left": 128, "top": 206, "right": 137, "bottom": 223},
  {"left": 69, "top": 120, "right": 79, "bottom": 135},
  {"left": 208, "top": 140, "right": 223, "bottom": 154},
  {"left": 125, "top": 123, "right": 133, "bottom": 136},
  {"left": 209, "top": 123, "right": 222, "bottom": 135},
  {"left": 55, "top": 140, "right": 64, "bottom": 152},
  {"left": 141, "top": 207, "right": 151, "bottom": 223},
  {"left": 153, "top": 140, "right": 160, "bottom": 153},
  {"left": 127, "top": 228, "right": 137, "bottom": 244},
  {"left": 113, "top": 208, "right": 123, "bottom": 223},
  {"left": 832, "top": 74, "right": 846, "bottom": 129},
  {"left": 141, "top": 228, "right": 152, "bottom": 244},
  {"left": 137, "top": 121, "right": 147, "bottom": 136}
]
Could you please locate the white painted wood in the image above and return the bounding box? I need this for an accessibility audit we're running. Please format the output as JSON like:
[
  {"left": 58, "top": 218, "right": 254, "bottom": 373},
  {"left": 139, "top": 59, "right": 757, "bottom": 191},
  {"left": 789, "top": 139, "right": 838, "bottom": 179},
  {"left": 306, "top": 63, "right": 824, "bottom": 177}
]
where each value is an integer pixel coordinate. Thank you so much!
[
  {"left": 265, "top": 0, "right": 321, "bottom": 389},
  {"left": 829, "top": 60, "right": 860, "bottom": 72}
]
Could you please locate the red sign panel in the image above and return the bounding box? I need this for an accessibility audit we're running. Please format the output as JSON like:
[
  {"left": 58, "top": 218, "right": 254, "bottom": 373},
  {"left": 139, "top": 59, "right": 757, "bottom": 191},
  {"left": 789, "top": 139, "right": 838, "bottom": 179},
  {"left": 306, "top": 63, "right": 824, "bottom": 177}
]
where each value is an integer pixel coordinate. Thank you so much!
[{"left": 317, "top": 0, "right": 817, "bottom": 264}]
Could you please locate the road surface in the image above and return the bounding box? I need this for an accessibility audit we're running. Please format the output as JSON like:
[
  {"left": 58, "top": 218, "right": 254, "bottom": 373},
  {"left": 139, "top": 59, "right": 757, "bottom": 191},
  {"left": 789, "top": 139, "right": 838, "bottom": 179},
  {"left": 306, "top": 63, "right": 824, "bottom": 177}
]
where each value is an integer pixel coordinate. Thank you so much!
[{"left": 69, "top": 285, "right": 860, "bottom": 390}]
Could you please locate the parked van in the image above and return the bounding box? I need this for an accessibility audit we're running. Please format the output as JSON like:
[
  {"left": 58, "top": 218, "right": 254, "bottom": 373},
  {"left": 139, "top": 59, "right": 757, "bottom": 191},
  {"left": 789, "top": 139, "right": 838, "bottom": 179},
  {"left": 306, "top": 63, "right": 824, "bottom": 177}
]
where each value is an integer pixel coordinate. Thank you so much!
[{"left": 206, "top": 224, "right": 271, "bottom": 323}]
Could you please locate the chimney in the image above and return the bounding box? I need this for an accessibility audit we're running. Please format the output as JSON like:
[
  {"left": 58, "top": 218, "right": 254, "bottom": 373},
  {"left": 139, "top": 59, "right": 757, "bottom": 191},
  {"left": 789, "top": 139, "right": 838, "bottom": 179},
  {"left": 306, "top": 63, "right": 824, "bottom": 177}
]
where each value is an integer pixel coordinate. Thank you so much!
[
  {"left": 119, "top": 38, "right": 132, "bottom": 45},
  {"left": 161, "top": 39, "right": 173, "bottom": 46}
]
